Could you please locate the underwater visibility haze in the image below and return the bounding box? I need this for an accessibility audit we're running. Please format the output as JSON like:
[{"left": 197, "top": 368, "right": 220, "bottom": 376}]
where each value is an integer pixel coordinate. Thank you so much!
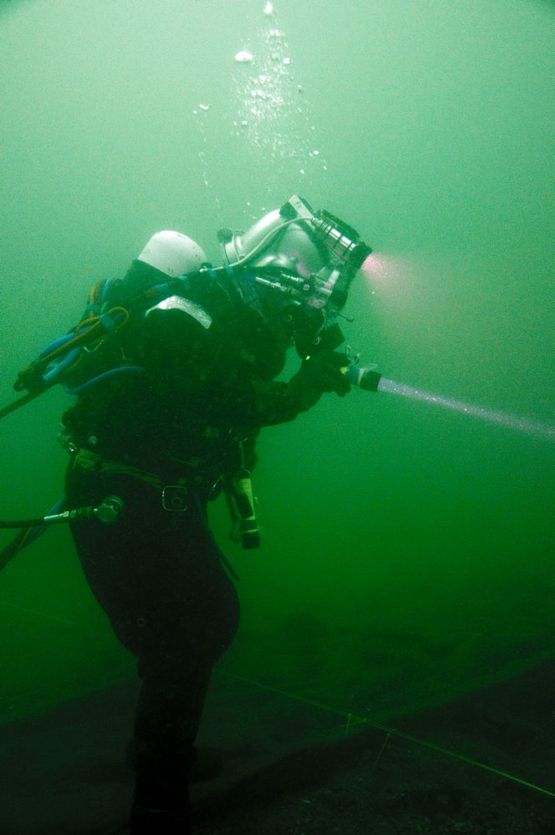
[{"left": 0, "top": 0, "right": 554, "bottom": 826}]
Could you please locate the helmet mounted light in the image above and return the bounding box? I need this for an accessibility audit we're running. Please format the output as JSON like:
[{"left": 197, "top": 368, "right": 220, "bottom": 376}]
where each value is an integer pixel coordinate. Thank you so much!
[{"left": 279, "top": 195, "right": 371, "bottom": 273}]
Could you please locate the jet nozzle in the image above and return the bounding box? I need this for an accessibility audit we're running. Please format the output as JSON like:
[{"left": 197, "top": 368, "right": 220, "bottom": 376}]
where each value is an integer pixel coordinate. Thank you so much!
[{"left": 344, "top": 365, "right": 382, "bottom": 392}]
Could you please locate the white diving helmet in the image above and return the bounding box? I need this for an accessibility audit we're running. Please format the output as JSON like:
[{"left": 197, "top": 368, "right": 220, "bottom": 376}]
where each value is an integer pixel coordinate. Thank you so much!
[{"left": 138, "top": 230, "right": 207, "bottom": 278}]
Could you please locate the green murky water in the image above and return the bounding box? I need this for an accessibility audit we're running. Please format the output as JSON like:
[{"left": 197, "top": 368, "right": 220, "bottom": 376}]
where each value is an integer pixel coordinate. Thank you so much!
[{"left": 1, "top": 0, "right": 553, "bottom": 791}]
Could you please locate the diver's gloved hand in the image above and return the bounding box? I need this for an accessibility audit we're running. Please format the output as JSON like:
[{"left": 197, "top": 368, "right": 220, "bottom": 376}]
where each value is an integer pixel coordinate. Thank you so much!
[{"left": 294, "top": 351, "right": 351, "bottom": 397}]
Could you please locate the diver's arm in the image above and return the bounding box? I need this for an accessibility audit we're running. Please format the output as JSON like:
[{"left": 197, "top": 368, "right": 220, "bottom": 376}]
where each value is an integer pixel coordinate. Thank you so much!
[
  {"left": 260, "top": 351, "right": 351, "bottom": 424},
  {"left": 249, "top": 376, "right": 324, "bottom": 425},
  {"left": 212, "top": 351, "right": 351, "bottom": 428}
]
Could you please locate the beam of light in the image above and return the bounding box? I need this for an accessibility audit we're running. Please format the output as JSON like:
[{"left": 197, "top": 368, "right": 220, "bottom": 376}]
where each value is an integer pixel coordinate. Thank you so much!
[{"left": 377, "top": 378, "right": 555, "bottom": 442}]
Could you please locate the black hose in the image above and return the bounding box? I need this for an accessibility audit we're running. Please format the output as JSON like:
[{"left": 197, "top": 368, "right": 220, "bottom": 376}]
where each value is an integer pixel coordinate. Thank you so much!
[
  {"left": 0, "top": 528, "right": 32, "bottom": 571},
  {"left": 0, "top": 518, "right": 49, "bottom": 529},
  {"left": 0, "top": 390, "right": 46, "bottom": 422}
]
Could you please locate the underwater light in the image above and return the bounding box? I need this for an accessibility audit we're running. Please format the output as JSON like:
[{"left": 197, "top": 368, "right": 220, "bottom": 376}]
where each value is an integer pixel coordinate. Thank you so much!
[{"left": 377, "top": 378, "right": 555, "bottom": 442}]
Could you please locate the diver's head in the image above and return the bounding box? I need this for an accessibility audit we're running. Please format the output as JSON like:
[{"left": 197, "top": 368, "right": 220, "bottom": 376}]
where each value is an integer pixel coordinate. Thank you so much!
[
  {"left": 218, "top": 195, "right": 372, "bottom": 351},
  {"left": 138, "top": 230, "right": 207, "bottom": 278}
]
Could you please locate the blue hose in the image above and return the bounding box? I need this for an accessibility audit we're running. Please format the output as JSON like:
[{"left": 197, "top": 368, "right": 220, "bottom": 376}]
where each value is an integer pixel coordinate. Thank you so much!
[
  {"left": 63, "top": 364, "right": 145, "bottom": 395},
  {"left": 42, "top": 348, "right": 82, "bottom": 384},
  {"left": 99, "top": 276, "right": 114, "bottom": 307},
  {"left": 39, "top": 332, "right": 75, "bottom": 357}
]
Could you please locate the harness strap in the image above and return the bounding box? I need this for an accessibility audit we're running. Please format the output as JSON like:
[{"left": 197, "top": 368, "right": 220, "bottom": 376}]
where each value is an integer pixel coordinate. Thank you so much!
[
  {"left": 72, "top": 448, "right": 165, "bottom": 489},
  {"left": 70, "top": 447, "right": 240, "bottom": 579}
]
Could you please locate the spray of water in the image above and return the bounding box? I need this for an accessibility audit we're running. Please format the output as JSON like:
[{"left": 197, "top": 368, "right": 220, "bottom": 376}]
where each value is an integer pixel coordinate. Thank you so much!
[{"left": 377, "top": 377, "right": 555, "bottom": 442}]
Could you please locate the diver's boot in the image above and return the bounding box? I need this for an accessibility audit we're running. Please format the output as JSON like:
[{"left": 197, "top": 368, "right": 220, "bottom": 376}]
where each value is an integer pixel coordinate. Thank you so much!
[
  {"left": 126, "top": 741, "right": 224, "bottom": 783},
  {"left": 130, "top": 760, "right": 193, "bottom": 834},
  {"left": 129, "top": 802, "right": 192, "bottom": 835}
]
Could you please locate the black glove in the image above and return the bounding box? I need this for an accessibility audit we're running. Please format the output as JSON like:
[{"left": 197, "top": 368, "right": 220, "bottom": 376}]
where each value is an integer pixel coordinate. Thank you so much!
[{"left": 295, "top": 351, "right": 351, "bottom": 397}]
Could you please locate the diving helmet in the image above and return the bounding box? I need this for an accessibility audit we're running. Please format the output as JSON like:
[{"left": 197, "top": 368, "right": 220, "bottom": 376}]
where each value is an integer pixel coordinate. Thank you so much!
[
  {"left": 138, "top": 230, "right": 207, "bottom": 278},
  {"left": 218, "top": 195, "right": 372, "bottom": 323}
]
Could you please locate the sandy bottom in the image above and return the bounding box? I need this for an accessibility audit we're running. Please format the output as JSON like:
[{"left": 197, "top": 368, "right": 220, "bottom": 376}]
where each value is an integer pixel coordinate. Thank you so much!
[{"left": 0, "top": 661, "right": 553, "bottom": 834}]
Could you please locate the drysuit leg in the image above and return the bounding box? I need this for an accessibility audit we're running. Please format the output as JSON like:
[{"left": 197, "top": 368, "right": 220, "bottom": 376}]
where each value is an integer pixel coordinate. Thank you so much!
[{"left": 65, "top": 468, "right": 240, "bottom": 822}]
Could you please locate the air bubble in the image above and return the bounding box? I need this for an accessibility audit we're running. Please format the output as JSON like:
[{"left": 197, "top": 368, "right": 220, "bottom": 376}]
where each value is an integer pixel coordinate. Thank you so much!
[
  {"left": 235, "top": 50, "right": 254, "bottom": 63},
  {"left": 263, "top": 1, "right": 274, "bottom": 14}
]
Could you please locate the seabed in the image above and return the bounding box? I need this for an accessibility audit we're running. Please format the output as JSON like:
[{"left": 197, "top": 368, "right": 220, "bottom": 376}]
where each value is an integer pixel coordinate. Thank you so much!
[{"left": 0, "top": 660, "right": 553, "bottom": 834}]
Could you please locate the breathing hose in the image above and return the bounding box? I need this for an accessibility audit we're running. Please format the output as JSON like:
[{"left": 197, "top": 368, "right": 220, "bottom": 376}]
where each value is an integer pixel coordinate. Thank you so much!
[{"left": 0, "top": 496, "right": 124, "bottom": 530}]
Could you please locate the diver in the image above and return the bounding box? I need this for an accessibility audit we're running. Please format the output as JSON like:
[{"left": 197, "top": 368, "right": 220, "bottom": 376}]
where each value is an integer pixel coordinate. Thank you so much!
[{"left": 7, "top": 195, "right": 375, "bottom": 834}]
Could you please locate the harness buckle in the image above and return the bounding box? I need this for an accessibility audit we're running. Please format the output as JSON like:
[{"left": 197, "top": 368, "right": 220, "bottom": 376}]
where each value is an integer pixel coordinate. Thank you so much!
[{"left": 161, "top": 484, "right": 189, "bottom": 512}]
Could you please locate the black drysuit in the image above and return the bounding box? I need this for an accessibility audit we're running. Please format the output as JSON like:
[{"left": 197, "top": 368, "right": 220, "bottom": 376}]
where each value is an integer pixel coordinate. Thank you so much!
[{"left": 62, "top": 272, "right": 330, "bottom": 819}]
